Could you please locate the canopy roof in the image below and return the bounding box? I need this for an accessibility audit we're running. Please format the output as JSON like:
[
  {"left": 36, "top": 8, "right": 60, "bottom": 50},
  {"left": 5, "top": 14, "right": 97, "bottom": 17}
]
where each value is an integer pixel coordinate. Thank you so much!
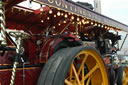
[
  {"left": 5, "top": 0, "right": 128, "bottom": 32},
  {"left": 33, "top": 0, "right": 128, "bottom": 32}
]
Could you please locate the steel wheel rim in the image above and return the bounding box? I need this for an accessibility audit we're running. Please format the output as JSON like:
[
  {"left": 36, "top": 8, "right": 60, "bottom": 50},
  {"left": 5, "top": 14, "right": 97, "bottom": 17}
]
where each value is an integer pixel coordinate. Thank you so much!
[
  {"left": 64, "top": 49, "right": 109, "bottom": 85},
  {"left": 123, "top": 67, "right": 128, "bottom": 85}
]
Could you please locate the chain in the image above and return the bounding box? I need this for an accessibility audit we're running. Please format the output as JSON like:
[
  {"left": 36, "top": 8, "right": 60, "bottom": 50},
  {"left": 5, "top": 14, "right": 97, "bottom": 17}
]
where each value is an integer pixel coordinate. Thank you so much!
[{"left": 0, "top": 1, "right": 6, "bottom": 46}]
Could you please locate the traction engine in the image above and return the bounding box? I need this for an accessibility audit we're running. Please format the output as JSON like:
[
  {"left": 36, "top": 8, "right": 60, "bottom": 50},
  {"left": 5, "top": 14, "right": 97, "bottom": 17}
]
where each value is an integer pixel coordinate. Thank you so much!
[{"left": 0, "top": 0, "right": 128, "bottom": 85}]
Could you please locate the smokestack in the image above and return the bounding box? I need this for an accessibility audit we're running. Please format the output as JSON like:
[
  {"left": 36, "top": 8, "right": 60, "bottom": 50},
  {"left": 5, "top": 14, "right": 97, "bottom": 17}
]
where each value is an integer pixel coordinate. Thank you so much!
[{"left": 94, "top": 0, "right": 101, "bottom": 13}]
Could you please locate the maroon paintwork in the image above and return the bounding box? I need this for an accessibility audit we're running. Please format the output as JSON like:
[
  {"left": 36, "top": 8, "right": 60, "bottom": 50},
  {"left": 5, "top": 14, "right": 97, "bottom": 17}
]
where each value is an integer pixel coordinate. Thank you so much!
[{"left": 0, "top": 67, "right": 41, "bottom": 85}]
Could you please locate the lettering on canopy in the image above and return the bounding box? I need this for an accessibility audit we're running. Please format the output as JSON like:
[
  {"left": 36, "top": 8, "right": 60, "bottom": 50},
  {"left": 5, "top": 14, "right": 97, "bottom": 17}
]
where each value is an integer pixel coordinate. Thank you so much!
[
  {"left": 37, "top": 0, "right": 128, "bottom": 31},
  {"left": 38, "top": 0, "right": 100, "bottom": 19}
]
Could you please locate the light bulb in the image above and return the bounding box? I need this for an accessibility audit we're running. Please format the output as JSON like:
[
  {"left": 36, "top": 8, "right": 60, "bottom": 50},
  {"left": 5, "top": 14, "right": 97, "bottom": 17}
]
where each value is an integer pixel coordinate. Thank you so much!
[
  {"left": 54, "top": 15, "right": 56, "bottom": 17},
  {"left": 57, "top": 11, "right": 61, "bottom": 16},
  {"left": 63, "top": 21, "right": 66, "bottom": 23},
  {"left": 77, "top": 17, "right": 80, "bottom": 21},
  {"left": 98, "top": 24, "right": 101, "bottom": 27},
  {"left": 58, "top": 23, "right": 61, "bottom": 26},
  {"left": 49, "top": 10, "right": 53, "bottom": 14},
  {"left": 47, "top": 17, "right": 50, "bottom": 20},
  {"left": 64, "top": 14, "right": 68, "bottom": 18},
  {"left": 71, "top": 16, "right": 74, "bottom": 20},
  {"left": 41, "top": 20, "right": 44, "bottom": 23},
  {"left": 40, "top": 8, "right": 43, "bottom": 11},
  {"left": 61, "top": 13, "right": 64, "bottom": 16},
  {"left": 91, "top": 22, "right": 93, "bottom": 25}
]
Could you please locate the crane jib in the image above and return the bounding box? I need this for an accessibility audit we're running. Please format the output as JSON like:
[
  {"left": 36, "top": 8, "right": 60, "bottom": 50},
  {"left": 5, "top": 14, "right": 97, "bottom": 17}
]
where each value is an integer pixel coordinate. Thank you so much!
[{"left": 36, "top": 0, "right": 128, "bottom": 32}]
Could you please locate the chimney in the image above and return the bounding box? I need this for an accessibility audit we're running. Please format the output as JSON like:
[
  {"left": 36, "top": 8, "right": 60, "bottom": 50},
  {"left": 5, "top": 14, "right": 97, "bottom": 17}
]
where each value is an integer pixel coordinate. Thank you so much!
[{"left": 94, "top": 0, "right": 101, "bottom": 13}]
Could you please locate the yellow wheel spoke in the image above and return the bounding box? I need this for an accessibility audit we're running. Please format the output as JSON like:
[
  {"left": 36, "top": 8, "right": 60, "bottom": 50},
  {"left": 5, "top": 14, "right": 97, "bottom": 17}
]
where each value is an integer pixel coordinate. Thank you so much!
[
  {"left": 78, "top": 54, "right": 88, "bottom": 76},
  {"left": 81, "top": 65, "right": 85, "bottom": 84},
  {"left": 84, "top": 63, "right": 99, "bottom": 81},
  {"left": 65, "top": 79, "right": 74, "bottom": 85},
  {"left": 72, "top": 63, "right": 81, "bottom": 85},
  {"left": 69, "top": 63, "right": 73, "bottom": 81},
  {"left": 86, "top": 77, "right": 90, "bottom": 85},
  {"left": 102, "top": 82, "right": 104, "bottom": 85}
]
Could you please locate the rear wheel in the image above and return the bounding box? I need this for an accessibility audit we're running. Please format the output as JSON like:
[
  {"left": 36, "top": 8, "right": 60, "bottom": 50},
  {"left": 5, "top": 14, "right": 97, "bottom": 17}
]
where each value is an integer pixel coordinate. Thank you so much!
[
  {"left": 38, "top": 46, "right": 109, "bottom": 85},
  {"left": 117, "top": 66, "right": 128, "bottom": 85}
]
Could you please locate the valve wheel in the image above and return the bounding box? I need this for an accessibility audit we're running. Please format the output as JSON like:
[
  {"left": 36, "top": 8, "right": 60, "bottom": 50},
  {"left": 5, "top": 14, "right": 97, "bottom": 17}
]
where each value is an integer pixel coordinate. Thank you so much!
[
  {"left": 9, "top": 30, "right": 30, "bottom": 39},
  {"left": 38, "top": 46, "right": 109, "bottom": 85}
]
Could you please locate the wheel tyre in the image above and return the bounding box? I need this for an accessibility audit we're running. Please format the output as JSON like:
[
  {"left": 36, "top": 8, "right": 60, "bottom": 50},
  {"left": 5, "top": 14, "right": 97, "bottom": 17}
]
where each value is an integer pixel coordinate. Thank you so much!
[{"left": 37, "top": 46, "right": 109, "bottom": 85}]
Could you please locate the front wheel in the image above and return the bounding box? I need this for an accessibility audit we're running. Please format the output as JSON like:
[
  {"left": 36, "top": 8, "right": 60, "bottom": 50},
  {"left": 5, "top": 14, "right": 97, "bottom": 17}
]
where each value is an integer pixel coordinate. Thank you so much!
[{"left": 38, "top": 46, "right": 109, "bottom": 85}]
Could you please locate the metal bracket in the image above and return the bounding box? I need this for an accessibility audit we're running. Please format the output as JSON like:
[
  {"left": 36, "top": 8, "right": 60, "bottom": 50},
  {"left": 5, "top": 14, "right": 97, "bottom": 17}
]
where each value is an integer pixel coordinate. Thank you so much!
[{"left": 120, "top": 34, "right": 128, "bottom": 51}]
